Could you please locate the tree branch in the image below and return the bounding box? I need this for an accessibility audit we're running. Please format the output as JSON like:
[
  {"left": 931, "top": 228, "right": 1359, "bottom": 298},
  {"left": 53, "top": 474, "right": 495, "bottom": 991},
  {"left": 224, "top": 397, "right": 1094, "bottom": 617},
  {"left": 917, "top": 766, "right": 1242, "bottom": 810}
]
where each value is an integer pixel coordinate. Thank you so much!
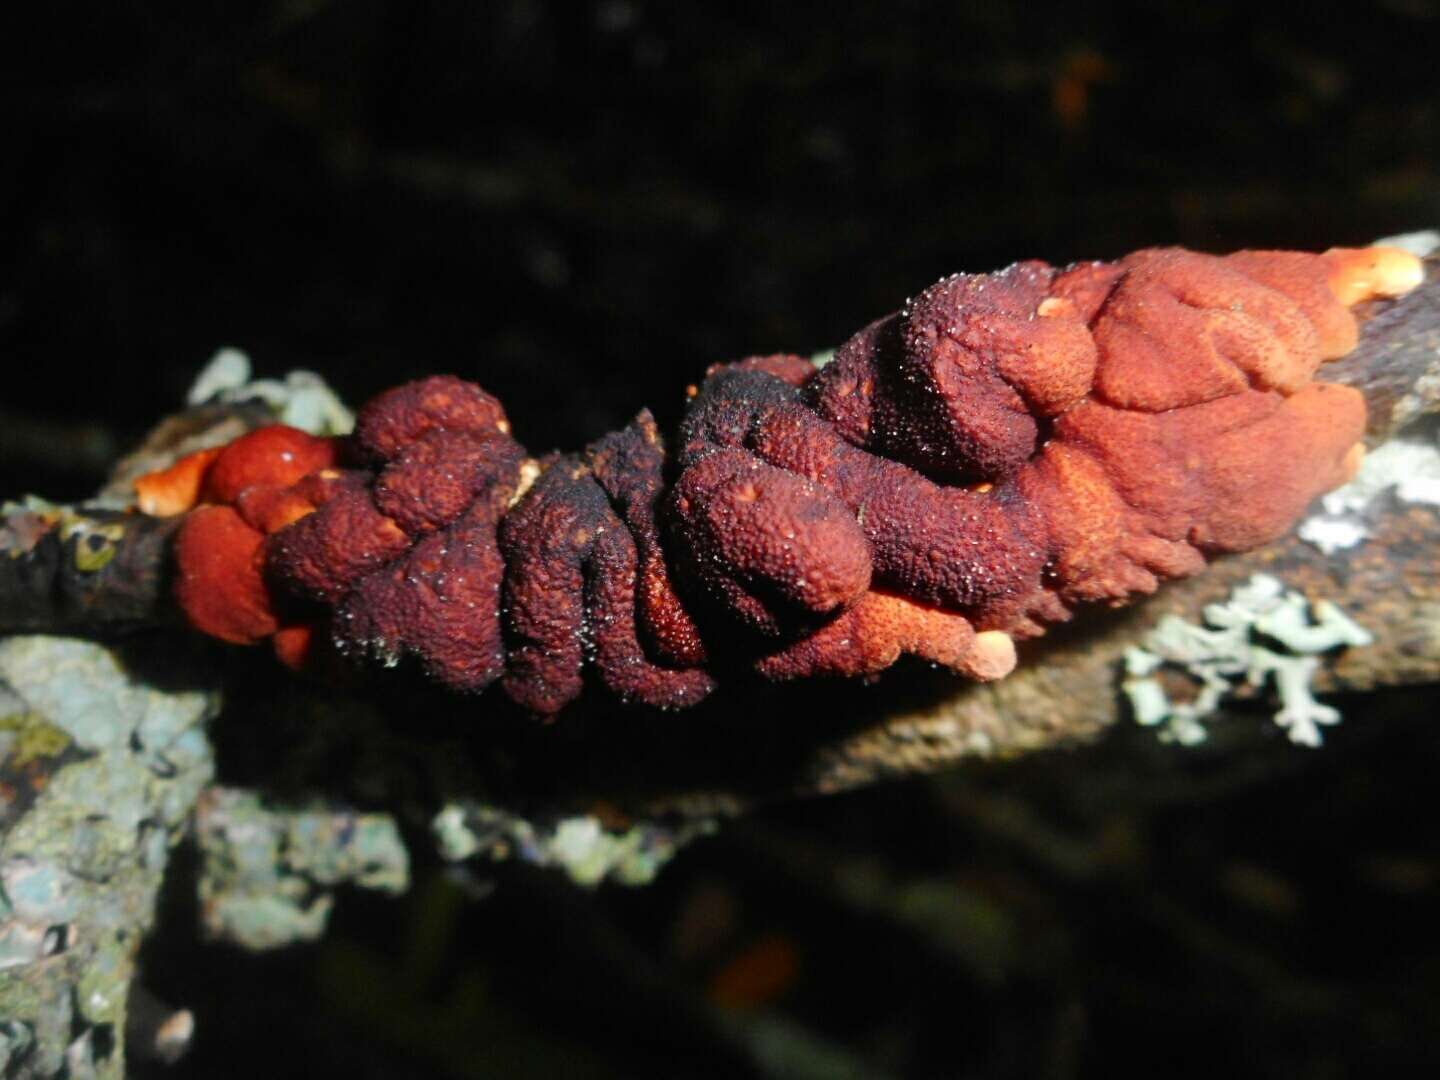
[
  {"left": 1, "top": 256, "right": 1438, "bottom": 819},
  {"left": 2, "top": 244, "right": 1438, "bottom": 1077},
  {"left": 208, "top": 255, "right": 1440, "bottom": 815}
]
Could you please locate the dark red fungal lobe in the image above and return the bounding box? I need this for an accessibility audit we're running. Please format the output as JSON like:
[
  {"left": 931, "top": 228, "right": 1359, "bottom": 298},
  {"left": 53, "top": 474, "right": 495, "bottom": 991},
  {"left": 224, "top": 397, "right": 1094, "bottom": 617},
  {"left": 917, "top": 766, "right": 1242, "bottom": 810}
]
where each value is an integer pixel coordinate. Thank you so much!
[
  {"left": 334, "top": 433, "right": 525, "bottom": 692},
  {"left": 498, "top": 457, "right": 611, "bottom": 715},
  {"left": 498, "top": 445, "right": 718, "bottom": 715},
  {"left": 798, "top": 318, "right": 883, "bottom": 448},
  {"left": 667, "top": 447, "right": 873, "bottom": 637},
  {"left": 373, "top": 429, "right": 526, "bottom": 537},
  {"left": 674, "top": 365, "right": 804, "bottom": 461},
  {"left": 586, "top": 412, "right": 710, "bottom": 667},
  {"left": 807, "top": 261, "right": 1098, "bottom": 483},
  {"left": 671, "top": 364, "right": 1038, "bottom": 668},
  {"left": 584, "top": 501, "right": 717, "bottom": 708},
  {"left": 352, "top": 375, "right": 511, "bottom": 462},
  {"left": 744, "top": 398, "right": 1050, "bottom": 617},
  {"left": 265, "top": 477, "right": 411, "bottom": 604},
  {"left": 337, "top": 497, "right": 511, "bottom": 691}
]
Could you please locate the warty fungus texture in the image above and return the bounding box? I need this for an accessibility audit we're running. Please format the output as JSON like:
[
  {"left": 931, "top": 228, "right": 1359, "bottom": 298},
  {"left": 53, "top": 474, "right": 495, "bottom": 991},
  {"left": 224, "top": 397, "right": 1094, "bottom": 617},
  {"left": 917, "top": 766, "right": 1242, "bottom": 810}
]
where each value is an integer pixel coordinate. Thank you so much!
[{"left": 147, "top": 245, "right": 1423, "bottom": 717}]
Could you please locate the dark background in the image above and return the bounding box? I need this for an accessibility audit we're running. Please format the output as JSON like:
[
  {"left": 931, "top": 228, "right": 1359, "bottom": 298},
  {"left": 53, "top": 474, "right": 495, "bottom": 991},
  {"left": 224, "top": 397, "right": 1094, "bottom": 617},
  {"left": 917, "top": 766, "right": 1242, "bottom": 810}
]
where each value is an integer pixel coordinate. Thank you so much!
[{"left": 5, "top": 2, "right": 1440, "bottom": 1077}]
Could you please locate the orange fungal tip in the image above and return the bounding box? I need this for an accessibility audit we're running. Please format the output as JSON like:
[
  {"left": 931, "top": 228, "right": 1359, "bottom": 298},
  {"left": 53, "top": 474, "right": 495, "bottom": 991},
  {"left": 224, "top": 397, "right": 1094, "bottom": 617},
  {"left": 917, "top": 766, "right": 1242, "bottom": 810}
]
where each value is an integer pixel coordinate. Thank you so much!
[
  {"left": 134, "top": 447, "right": 223, "bottom": 516},
  {"left": 1323, "top": 246, "right": 1425, "bottom": 307},
  {"left": 173, "top": 505, "right": 280, "bottom": 644},
  {"left": 201, "top": 425, "right": 341, "bottom": 505},
  {"left": 271, "top": 623, "right": 318, "bottom": 671}
]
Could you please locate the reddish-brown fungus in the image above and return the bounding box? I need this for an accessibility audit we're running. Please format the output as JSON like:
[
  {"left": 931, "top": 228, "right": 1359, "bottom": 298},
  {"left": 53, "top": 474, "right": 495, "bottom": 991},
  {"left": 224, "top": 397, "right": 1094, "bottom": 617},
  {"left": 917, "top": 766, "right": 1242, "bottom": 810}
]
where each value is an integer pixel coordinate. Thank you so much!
[{"left": 145, "top": 244, "right": 1423, "bottom": 717}]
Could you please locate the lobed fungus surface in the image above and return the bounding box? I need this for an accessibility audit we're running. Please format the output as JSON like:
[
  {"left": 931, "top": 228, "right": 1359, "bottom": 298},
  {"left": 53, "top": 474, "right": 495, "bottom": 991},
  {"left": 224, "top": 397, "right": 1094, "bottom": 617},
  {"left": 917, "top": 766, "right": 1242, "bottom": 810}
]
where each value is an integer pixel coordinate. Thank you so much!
[{"left": 143, "top": 245, "right": 1423, "bottom": 717}]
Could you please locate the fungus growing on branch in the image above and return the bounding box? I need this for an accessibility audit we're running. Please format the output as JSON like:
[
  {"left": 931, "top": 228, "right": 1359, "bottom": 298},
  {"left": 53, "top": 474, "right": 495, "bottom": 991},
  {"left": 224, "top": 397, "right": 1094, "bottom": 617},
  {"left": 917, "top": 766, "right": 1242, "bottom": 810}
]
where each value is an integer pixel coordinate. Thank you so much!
[{"left": 144, "top": 245, "right": 1423, "bottom": 718}]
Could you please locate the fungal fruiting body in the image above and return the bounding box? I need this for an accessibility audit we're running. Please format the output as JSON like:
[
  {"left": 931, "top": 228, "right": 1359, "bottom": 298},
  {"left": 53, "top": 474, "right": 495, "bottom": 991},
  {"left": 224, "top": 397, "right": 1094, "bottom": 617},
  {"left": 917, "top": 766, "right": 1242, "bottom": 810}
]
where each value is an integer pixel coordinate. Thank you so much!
[{"left": 145, "top": 245, "right": 1424, "bottom": 717}]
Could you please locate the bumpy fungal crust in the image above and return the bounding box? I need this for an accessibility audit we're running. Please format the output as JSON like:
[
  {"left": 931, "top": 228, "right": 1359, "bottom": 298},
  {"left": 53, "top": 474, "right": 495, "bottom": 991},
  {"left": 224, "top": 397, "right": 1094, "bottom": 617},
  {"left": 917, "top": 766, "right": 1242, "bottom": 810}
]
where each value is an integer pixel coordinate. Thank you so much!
[
  {"left": 807, "top": 261, "right": 1099, "bottom": 482},
  {"left": 667, "top": 447, "right": 873, "bottom": 635},
  {"left": 264, "top": 480, "right": 412, "bottom": 604},
  {"left": 743, "top": 395, "right": 1051, "bottom": 616},
  {"left": 494, "top": 452, "right": 715, "bottom": 714},
  {"left": 339, "top": 495, "right": 513, "bottom": 692},
  {"left": 352, "top": 374, "right": 511, "bottom": 461},
  {"left": 586, "top": 413, "right": 710, "bottom": 667},
  {"left": 371, "top": 429, "right": 524, "bottom": 537},
  {"left": 143, "top": 244, "right": 1423, "bottom": 718},
  {"left": 583, "top": 496, "right": 717, "bottom": 709},
  {"left": 496, "top": 457, "right": 612, "bottom": 714}
]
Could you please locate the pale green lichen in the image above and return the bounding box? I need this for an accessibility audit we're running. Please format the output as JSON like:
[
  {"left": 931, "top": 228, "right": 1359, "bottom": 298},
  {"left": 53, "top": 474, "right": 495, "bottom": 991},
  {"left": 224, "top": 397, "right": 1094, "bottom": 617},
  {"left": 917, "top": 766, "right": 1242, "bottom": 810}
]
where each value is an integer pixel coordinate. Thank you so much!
[
  {"left": 1122, "top": 574, "right": 1373, "bottom": 748},
  {"left": 0, "top": 1021, "right": 36, "bottom": 1074},
  {"left": 0, "top": 495, "right": 57, "bottom": 523},
  {"left": 194, "top": 787, "right": 408, "bottom": 951},
  {"left": 0, "top": 636, "right": 219, "bottom": 1080},
  {"left": 433, "top": 802, "right": 715, "bottom": 888},
  {"left": 186, "top": 347, "right": 355, "bottom": 436}
]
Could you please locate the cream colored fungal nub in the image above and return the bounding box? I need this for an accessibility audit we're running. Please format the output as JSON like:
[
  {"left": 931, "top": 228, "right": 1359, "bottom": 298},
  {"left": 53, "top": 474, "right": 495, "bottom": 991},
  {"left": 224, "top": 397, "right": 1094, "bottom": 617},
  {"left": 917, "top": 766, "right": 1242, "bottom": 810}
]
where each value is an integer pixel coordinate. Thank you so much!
[
  {"left": 1036, "top": 296, "right": 1077, "bottom": 319},
  {"left": 507, "top": 457, "right": 543, "bottom": 509},
  {"left": 962, "top": 630, "right": 1017, "bottom": 682},
  {"left": 1323, "top": 246, "right": 1426, "bottom": 306}
]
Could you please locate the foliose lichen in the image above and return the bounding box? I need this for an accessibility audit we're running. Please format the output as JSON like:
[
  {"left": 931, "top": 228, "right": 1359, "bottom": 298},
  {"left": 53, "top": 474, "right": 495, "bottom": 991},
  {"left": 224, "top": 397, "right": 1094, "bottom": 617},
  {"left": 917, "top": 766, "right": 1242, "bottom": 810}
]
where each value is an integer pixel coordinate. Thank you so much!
[
  {"left": 194, "top": 786, "right": 409, "bottom": 951},
  {"left": 1122, "top": 574, "right": 1373, "bottom": 747},
  {"left": 0, "top": 636, "right": 218, "bottom": 1080},
  {"left": 433, "top": 802, "right": 716, "bottom": 888},
  {"left": 186, "top": 347, "right": 355, "bottom": 437}
]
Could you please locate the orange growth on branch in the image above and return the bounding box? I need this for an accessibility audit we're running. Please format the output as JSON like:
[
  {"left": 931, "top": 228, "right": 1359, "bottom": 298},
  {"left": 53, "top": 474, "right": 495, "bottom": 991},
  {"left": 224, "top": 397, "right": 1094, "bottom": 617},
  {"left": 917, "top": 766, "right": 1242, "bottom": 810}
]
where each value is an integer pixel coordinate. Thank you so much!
[{"left": 146, "top": 245, "right": 1423, "bottom": 717}]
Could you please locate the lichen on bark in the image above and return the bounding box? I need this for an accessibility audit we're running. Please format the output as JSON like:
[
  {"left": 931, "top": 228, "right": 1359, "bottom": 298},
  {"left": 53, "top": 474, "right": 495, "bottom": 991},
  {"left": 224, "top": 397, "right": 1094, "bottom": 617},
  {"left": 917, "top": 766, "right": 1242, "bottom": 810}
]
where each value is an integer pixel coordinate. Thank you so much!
[{"left": 0, "top": 636, "right": 216, "bottom": 1080}]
